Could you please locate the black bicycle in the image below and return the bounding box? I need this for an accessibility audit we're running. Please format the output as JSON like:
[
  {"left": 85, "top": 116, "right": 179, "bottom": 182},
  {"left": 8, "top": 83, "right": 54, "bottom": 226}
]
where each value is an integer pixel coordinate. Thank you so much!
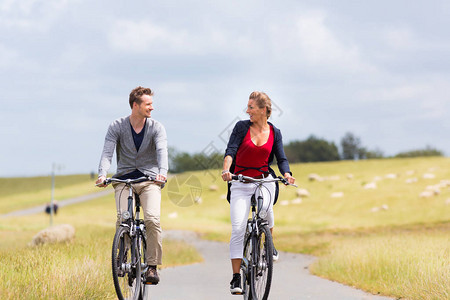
[
  {"left": 101, "top": 176, "right": 161, "bottom": 300},
  {"left": 232, "top": 174, "right": 297, "bottom": 300}
]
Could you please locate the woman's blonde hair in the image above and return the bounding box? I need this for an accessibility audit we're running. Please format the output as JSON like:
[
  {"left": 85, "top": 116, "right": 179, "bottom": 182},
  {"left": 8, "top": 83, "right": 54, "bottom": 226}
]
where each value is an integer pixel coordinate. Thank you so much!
[{"left": 249, "top": 91, "right": 272, "bottom": 119}]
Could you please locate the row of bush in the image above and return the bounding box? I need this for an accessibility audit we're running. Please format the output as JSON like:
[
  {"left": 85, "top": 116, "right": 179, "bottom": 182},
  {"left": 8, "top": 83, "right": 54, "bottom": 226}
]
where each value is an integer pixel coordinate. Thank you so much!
[{"left": 169, "top": 132, "right": 444, "bottom": 173}]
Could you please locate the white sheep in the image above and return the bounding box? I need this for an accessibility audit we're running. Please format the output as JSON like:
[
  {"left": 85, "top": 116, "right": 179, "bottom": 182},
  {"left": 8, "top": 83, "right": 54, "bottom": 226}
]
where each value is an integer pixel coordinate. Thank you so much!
[
  {"left": 209, "top": 185, "right": 218, "bottom": 191},
  {"left": 331, "top": 192, "right": 344, "bottom": 198},
  {"left": 419, "top": 190, "right": 434, "bottom": 198},
  {"left": 405, "top": 178, "right": 418, "bottom": 184},
  {"left": 30, "top": 224, "right": 75, "bottom": 246},
  {"left": 423, "top": 173, "right": 436, "bottom": 179},
  {"left": 308, "top": 173, "right": 323, "bottom": 182},
  {"left": 291, "top": 198, "right": 302, "bottom": 204},
  {"left": 385, "top": 173, "right": 398, "bottom": 179},
  {"left": 296, "top": 188, "right": 310, "bottom": 197},
  {"left": 364, "top": 182, "right": 377, "bottom": 190}
]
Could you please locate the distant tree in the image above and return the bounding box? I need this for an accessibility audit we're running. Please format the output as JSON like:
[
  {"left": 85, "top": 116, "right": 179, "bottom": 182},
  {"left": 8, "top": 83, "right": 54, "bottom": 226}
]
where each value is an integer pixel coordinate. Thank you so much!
[
  {"left": 365, "top": 148, "right": 385, "bottom": 159},
  {"left": 395, "top": 146, "right": 444, "bottom": 158},
  {"left": 169, "top": 147, "right": 223, "bottom": 173},
  {"left": 284, "top": 135, "right": 340, "bottom": 163},
  {"left": 340, "top": 132, "right": 363, "bottom": 160}
]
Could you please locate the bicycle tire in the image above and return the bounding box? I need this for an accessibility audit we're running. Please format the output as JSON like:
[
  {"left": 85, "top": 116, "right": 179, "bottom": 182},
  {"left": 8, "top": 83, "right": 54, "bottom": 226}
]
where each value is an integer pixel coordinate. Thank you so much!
[
  {"left": 112, "top": 226, "right": 141, "bottom": 300},
  {"left": 250, "top": 224, "right": 273, "bottom": 300},
  {"left": 241, "top": 234, "right": 253, "bottom": 299},
  {"left": 138, "top": 228, "right": 148, "bottom": 299}
]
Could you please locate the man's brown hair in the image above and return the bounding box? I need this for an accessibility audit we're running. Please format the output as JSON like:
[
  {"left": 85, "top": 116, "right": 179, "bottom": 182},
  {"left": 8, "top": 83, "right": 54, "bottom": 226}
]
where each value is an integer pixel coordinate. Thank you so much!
[{"left": 129, "top": 86, "right": 154, "bottom": 109}]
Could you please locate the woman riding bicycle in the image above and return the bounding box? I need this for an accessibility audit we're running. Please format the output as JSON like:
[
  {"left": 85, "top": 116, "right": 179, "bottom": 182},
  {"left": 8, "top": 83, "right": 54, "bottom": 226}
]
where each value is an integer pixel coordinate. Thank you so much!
[{"left": 221, "top": 91, "right": 295, "bottom": 295}]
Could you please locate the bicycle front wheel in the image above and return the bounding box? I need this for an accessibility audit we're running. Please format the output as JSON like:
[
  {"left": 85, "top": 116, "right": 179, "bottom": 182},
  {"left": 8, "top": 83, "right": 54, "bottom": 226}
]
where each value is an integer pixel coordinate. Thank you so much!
[
  {"left": 112, "top": 226, "right": 141, "bottom": 300},
  {"left": 250, "top": 224, "right": 273, "bottom": 300},
  {"left": 241, "top": 234, "right": 252, "bottom": 299}
]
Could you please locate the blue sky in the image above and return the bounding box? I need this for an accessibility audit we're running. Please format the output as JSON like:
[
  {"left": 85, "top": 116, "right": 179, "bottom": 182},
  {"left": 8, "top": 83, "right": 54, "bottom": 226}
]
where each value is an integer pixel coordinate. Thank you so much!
[{"left": 1, "top": 0, "right": 449, "bottom": 177}]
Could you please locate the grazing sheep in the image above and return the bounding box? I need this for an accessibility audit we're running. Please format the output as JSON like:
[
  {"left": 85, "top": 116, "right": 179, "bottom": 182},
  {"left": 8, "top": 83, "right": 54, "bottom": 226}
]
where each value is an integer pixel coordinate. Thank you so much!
[
  {"left": 347, "top": 174, "right": 354, "bottom": 180},
  {"left": 405, "top": 170, "right": 415, "bottom": 176},
  {"left": 385, "top": 173, "right": 398, "bottom": 179},
  {"left": 419, "top": 190, "right": 434, "bottom": 198},
  {"left": 371, "top": 204, "right": 389, "bottom": 212},
  {"left": 425, "top": 185, "right": 441, "bottom": 195},
  {"left": 291, "top": 198, "right": 302, "bottom": 204},
  {"left": 370, "top": 207, "right": 380, "bottom": 213},
  {"left": 168, "top": 212, "right": 178, "bottom": 219},
  {"left": 30, "top": 224, "right": 75, "bottom": 246},
  {"left": 279, "top": 200, "right": 290, "bottom": 206},
  {"left": 405, "top": 178, "right": 418, "bottom": 184},
  {"left": 423, "top": 173, "right": 436, "bottom": 179},
  {"left": 330, "top": 192, "right": 344, "bottom": 198},
  {"left": 363, "top": 182, "right": 377, "bottom": 190},
  {"left": 209, "top": 185, "right": 218, "bottom": 191},
  {"left": 438, "top": 180, "right": 450, "bottom": 188},
  {"left": 445, "top": 199, "right": 450, "bottom": 205},
  {"left": 308, "top": 173, "right": 323, "bottom": 182},
  {"left": 296, "top": 188, "right": 310, "bottom": 197}
]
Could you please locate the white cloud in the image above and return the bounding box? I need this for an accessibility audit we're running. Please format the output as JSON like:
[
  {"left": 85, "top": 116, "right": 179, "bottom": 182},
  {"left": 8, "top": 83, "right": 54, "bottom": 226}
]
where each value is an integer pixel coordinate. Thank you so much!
[
  {"left": 268, "top": 10, "right": 377, "bottom": 74},
  {"left": 0, "top": 0, "right": 71, "bottom": 32}
]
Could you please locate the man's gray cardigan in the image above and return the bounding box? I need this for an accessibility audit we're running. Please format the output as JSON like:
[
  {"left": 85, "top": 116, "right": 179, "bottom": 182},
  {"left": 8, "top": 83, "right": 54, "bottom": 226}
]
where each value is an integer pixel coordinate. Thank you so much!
[{"left": 98, "top": 116, "right": 169, "bottom": 178}]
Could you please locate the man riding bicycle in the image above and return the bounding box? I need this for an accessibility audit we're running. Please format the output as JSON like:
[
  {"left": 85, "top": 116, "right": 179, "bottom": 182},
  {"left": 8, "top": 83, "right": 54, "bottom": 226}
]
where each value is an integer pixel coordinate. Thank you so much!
[{"left": 96, "top": 86, "right": 168, "bottom": 284}]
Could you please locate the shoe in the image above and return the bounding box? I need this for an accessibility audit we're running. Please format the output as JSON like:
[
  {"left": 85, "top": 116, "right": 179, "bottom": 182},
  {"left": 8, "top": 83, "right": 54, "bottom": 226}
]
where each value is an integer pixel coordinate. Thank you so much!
[
  {"left": 230, "top": 273, "right": 243, "bottom": 295},
  {"left": 145, "top": 266, "right": 160, "bottom": 285},
  {"left": 273, "top": 247, "right": 279, "bottom": 261}
]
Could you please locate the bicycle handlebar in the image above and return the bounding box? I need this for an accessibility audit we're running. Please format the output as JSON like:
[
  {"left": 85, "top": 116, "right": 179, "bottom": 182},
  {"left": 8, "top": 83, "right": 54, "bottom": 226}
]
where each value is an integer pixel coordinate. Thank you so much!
[
  {"left": 231, "top": 174, "right": 298, "bottom": 187},
  {"left": 96, "top": 175, "right": 166, "bottom": 186}
]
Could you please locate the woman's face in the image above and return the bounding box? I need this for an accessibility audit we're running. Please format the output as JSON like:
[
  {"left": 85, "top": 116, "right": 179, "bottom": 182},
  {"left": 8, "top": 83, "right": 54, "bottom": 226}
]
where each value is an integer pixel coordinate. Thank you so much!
[{"left": 246, "top": 99, "right": 266, "bottom": 123}]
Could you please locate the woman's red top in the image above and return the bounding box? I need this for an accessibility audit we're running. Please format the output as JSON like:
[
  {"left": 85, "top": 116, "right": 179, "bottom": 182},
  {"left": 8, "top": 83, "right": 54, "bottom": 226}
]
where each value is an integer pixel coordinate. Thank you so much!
[{"left": 234, "top": 125, "right": 274, "bottom": 177}]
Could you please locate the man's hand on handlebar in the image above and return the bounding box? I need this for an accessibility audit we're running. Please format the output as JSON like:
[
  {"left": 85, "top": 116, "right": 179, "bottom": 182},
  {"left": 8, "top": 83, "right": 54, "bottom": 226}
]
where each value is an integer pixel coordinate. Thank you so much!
[
  {"left": 155, "top": 174, "right": 167, "bottom": 185},
  {"left": 96, "top": 175, "right": 107, "bottom": 187}
]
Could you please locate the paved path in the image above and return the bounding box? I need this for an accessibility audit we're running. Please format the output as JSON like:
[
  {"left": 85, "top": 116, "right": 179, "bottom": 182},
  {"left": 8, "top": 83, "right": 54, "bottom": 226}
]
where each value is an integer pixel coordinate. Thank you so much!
[
  {"left": 0, "top": 189, "right": 113, "bottom": 218},
  {"left": 145, "top": 231, "right": 392, "bottom": 300}
]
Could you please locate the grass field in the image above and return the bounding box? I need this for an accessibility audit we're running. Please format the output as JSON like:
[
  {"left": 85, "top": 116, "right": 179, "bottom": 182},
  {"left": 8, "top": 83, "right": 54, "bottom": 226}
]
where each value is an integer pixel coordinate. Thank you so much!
[
  {"left": 0, "top": 183, "right": 202, "bottom": 299},
  {"left": 1, "top": 157, "right": 449, "bottom": 299},
  {"left": 159, "top": 157, "right": 449, "bottom": 300}
]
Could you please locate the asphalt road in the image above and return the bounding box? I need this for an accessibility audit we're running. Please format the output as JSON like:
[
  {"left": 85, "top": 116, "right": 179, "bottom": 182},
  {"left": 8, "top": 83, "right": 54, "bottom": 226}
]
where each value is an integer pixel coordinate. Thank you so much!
[{"left": 145, "top": 231, "right": 392, "bottom": 300}]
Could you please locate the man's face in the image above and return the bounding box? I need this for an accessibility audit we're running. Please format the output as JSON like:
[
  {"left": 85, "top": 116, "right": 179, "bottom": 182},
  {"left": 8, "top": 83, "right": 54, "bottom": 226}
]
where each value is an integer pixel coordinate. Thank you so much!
[{"left": 134, "top": 94, "right": 154, "bottom": 118}]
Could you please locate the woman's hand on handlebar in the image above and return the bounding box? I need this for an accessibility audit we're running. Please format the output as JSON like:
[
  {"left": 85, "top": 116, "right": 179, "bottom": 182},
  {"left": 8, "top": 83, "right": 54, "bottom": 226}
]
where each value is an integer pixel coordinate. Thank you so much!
[
  {"left": 221, "top": 170, "right": 232, "bottom": 182},
  {"left": 284, "top": 173, "right": 295, "bottom": 185}
]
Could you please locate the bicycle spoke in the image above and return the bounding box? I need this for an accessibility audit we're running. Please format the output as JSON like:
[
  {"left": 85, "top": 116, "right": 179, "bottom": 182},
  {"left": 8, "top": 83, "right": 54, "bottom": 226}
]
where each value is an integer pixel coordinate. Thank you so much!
[
  {"left": 112, "top": 227, "right": 141, "bottom": 300},
  {"left": 251, "top": 225, "right": 273, "bottom": 300}
]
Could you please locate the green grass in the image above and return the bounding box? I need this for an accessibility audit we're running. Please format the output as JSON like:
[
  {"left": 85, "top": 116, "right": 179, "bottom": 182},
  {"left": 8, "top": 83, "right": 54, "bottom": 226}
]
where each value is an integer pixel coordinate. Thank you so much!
[
  {"left": 0, "top": 174, "right": 100, "bottom": 213},
  {"left": 159, "top": 157, "right": 450, "bottom": 299},
  {"left": 1, "top": 157, "right": 449, "bottom": 299},
  {"left": 0, "top": 191, "right": 202, "bottom": 299}
]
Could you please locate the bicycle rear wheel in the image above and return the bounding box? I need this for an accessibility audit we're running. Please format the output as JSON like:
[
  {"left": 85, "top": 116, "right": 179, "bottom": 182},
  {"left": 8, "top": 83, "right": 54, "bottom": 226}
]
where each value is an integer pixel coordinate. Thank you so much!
[
  {"left": 112, "top": 226, "right": 141, "bottom": 300},
  {"left": 250, "top": 225, "right": 273, "bottom": 300}
]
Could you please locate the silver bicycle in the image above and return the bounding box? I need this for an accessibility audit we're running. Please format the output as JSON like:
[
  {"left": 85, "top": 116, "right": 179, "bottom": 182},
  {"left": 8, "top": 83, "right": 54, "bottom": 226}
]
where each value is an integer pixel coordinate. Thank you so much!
[
  {"left": 100, "top": 176, "right": 162, "bottom": 300},
  {"left": 232, "top": 174, "right": 297, "bottom": 300}
]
